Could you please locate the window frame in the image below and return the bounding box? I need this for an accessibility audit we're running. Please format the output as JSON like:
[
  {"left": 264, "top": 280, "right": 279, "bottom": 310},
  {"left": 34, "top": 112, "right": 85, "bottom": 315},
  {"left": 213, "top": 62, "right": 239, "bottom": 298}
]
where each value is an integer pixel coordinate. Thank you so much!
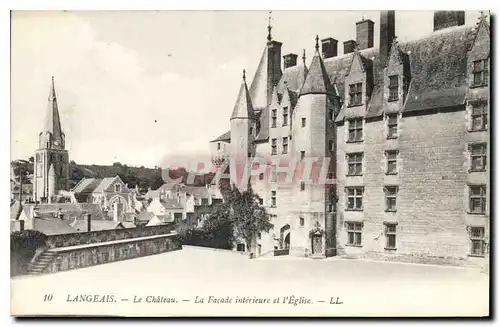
[
  {"left": 388, "top": 75, "right": 399, "bottom": 101},
  {"left": 345, "top": 186, "right": 364, "bottom": 211},
  {"left": 469, "top": 226, "right": 486, "bottom": 257},
  {"left": 271, "top": 138, "right": 277, "bottom": 155},
  {"left": 282, "top": 137, "right": 288, "bottom": 154},
  {"left": 347, "top": 118, "right": 363, "bottom": 143},
  {"left": 300, "top": 181, "right": 305, "bottom": 191},
  {"left": 346, "top": 222, "right": 363, "bottom": 247},
  {"left": 469, "top": 185, "right": 487, "bottom": 214},
  {"left": 472, "top": 58, "right": 489, "bottom": 87},
  {"left": 386, "top": 150, "right": 398, "bottom": 175},
  {"left": 386, "top": 114, "right": 398, "bottom": 139},
  {"left": 384, "top": 223, "right": 397, "bottom": 250},
  {"left": 271, "top": 190, "right": 277, "bottom": 208},
  {"left": 282, "top": 107, "right": 288, "bottom": 127},
  {"left": 301, "top": 117, "right": 306, "bottom": 128},
  {"left": 469, "top": 143, "right": 487, "bottom": 172},
  {"left": 300, "top": 151, "right": 305, "bottom": 161},
  {"left": 348, "top": 83, "right": 363, "bottom": 107},
  {"left": 271, "top": 109, "right": 277, "bottom": 128},
  {"left": 347, "top": 152, "right": 363, "bottom": 176},
  {"left": 470, "top": 101, "right": 488, "bottom": 132},
  {"left": 384, "top": 186, "right": 399, "bottom": 212}
]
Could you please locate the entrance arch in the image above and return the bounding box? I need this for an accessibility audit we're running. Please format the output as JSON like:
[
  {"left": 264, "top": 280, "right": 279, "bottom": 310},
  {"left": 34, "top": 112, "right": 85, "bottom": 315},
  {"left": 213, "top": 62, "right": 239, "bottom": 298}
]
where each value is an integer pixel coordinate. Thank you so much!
[{"left": 280, "top": 224, "right": 290, "bottom": 250}]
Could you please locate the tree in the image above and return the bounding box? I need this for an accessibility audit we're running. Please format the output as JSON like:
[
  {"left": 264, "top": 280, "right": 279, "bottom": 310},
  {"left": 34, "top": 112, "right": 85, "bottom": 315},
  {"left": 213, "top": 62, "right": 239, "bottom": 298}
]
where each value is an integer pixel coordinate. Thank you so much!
[
  {"left": 28, "top": 156, "right": 34, "bottom": 163},
  {"left": 218, "top": 179, "right": 273, "bottom": 253}
]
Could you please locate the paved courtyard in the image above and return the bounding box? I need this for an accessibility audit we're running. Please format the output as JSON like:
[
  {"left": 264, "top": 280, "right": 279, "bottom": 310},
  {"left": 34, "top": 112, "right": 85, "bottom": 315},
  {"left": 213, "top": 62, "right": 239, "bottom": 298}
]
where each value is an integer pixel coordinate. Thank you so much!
[{"left": 11, "top": 246, "right": 489, "bottom": 317}]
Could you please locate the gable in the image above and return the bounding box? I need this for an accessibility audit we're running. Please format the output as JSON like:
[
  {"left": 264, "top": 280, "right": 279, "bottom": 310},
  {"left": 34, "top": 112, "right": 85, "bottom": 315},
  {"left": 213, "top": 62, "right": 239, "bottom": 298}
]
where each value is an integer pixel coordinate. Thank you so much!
[
  {"left": 346, "top": 52, "right": 364, "bottom": 76},
  {"left": 469, "top": 20, "right": 490, "bottom": 59}
]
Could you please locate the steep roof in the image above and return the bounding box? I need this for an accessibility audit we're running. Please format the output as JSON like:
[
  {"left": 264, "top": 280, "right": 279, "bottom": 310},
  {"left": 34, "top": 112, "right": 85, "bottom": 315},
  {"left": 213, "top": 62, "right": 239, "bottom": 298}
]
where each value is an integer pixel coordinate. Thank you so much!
[
  {"left": 332, "top": 24, "right": 475, "bottom": 122},
  {"left": 230, "top": 72, "right": 255, "bottom": 120},
  {"left": 40, "top": 77, "right": 64, "bottom": 148},
  {"left": 249, "top": 47, "right": 269, "bottom": 111},
  {"left": 159, "top": 198, "right": 183, "bottom": 210},
  {"left": 277, "top": 61, "right": 309, "bottom": 95},
  {"left": 210, "top": 130, "right": 231, "bottom": 143},
  {"left": 72, "top": 176, "right": 123, "bottom": 194},
  {"left": 32, "top": 218, "right": 77, "bottom": 235},
  {"left": 137, "top": 211, "right": 155, "bottom": 222},
  {"left": 300, "top": 44, "right": 336, "bottom": 96}
]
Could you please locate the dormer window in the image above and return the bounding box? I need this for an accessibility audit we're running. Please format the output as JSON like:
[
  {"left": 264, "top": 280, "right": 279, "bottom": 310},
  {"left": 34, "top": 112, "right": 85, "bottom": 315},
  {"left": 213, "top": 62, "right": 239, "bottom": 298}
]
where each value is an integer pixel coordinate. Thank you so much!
[
  {"left": 388, "top": 75, "right": 398, "bottom": 101},
  {"left": 115, "top": 184, "right": 121, "bottom": 193},
  {"left": 271, "top": 109, "right": 277, "bottom": 128},
  {"left": 282, "top": 107, "right": 288, "bottom": 126},
  {"left": 348, "top": 83, "right": 362, "bottom": 106},
  {"left": 472, "top": 59, "right": 489, "bottom": 87}
]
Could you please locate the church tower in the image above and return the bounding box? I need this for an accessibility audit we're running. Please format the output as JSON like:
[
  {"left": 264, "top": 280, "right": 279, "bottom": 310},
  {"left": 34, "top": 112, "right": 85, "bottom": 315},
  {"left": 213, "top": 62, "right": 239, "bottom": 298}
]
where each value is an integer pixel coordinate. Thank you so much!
[{"left": 33, "top": 77, "right": 69, "bottom": 203}]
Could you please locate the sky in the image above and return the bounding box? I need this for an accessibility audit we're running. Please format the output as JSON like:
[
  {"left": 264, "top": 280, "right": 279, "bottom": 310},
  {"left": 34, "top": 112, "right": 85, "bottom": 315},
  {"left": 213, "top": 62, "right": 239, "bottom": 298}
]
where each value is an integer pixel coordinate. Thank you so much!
[{"left": 10, "top": 10, "right": 483, "bottom": 167}]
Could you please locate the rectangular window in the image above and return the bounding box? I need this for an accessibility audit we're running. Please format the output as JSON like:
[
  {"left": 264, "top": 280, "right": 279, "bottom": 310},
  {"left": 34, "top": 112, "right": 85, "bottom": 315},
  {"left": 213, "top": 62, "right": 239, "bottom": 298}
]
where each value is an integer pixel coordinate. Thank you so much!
[
  {"left": 282, "top": 137, "right": 288, "bottom": 154},
  {"left": 271, "top": 138, "right": 277, "bottom": 155},
  {"left": 384, "top": 186, "right": 398, "bottom": 212},
  {"left": 346, "top": 222, "right": 362, "bottom": 246},
  {"left": 470, "top": 227, "right": 486, "bottom": 257},
  {"left": 249, "top": 127, "right": 253, "bottom": 135},
  {"left": 259, "top": 173, "right": 264, "bottom": 180},
  {"left": 469, "top": 185, "right": 486, "bottom": 214},
  {"left": 386, "top": 150, "right": 398, "bottom": 175},
  {"left": 259, "top": 198, "right": 264, "bottom": 205},
  {"left": 470, "top": 143, "right": 487, "bottom": 172},
  {"left": 347, "top": 153, "right": 363, "bottom": 176},
  {"left": 347, "top": 118, "right": 363, "bottom": 142},
  {"left": 385, "top": 223, "right": 397, "bottom": 250},
  {"left": 270, "top": 165, "right": 277, "bottom": 182},
  {"left": 301, "top": 118, "right": 306, "bottom": 127},
  {"left": 388, "top": 75, "right": 399, "bottom": 101},
  {"left": 271, "top": 191, "right": 276, "bottom": 207},
  {"left": 217, "top": 143, "right": 221, "bottom": 150},
  {"left": 300, "top": 182, "right": 305, "bottom": 191},
  {"left": 349, "top": 83, "right": 362, "bottom": 106},
  {"left": 328, "top": 140, "right": 334, "bottom": 151},
  {"left": 471, "top": 102, "right": 488, "bottom": 131},
  {"left": 283, "top": 107, "right": 288, "bottom": 126},
  {"left": 346, "top": 187, "right": 363, "bottom": 210},
  {"left": 472, "top": 58, "right": 489, "bottom": 87},
  {"left": 299, "top": 217, "right": 304, "bottom": 226},
  {"left": 271, "top": 109, "right": 277, "bottom": 128},
  {"left": 114, "top": 184, "right": 121, "bottom": 193},
  {"left": 300, "top": 151, "right": 305, "bottom": 161},
  {"left": 387, "top": 114, "right": 398, "bottom": 138}
]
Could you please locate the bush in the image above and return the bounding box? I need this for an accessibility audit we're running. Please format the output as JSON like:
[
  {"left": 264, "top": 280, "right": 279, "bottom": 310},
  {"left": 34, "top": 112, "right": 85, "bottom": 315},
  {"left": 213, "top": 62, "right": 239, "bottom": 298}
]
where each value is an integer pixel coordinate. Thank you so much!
[{"left": 11, "top": 230, "right": 48, "bottom": 276}]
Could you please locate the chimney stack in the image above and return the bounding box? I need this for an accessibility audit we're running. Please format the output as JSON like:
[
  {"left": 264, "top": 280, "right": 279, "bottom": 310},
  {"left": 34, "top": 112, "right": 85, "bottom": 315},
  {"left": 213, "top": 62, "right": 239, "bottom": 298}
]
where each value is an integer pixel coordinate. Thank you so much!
[
  {"left": 87, "top": 213, "right": 91, "bottom": 232},
  {"left": 380, "top": 10, "right": 396, "bottom": 67},
  {"left": 433, "top": 11, "right": 465, "bottom": 31},
  {"left": 344, "top": 40, "right": 357, "bottom": 54},
  {"left": 321, "top": 38, "right": 338, "bottom": 59},
  {"left": 267, "top": 40, "right": 283, "bottom": 106},
  {"left": 283, "top": 53, "right": 298, "bottom": 69},
  {"left": 356, "top": 19, "right": 375, "bottom": 50}
]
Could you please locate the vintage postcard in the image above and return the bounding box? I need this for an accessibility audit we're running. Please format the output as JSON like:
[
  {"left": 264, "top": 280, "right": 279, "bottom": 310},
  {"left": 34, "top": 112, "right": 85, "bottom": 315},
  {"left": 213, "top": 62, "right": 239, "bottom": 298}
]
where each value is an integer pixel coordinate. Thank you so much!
[{"left": 10, "top": 10, "right": 490, "bottom": 317}]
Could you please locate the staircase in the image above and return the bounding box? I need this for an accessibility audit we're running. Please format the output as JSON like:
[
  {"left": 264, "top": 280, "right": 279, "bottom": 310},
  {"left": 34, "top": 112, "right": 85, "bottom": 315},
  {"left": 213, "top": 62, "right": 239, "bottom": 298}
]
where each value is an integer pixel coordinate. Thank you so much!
[{"left": 27, "top": 249, "right": 59, "bottom": 275}]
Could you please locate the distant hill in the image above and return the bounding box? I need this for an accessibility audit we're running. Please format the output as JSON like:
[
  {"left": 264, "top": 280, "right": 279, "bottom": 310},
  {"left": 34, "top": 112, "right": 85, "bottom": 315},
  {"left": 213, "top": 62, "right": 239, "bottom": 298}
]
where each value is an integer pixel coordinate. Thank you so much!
[{"left": 11, "top": 160, "right": 214, "bottom": 193}]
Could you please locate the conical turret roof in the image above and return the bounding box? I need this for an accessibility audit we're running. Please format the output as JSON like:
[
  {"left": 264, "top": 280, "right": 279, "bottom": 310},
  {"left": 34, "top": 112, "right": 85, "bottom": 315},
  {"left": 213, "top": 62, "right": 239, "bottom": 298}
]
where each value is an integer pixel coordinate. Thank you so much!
[{"left": 231, "top": 70, "right": 255, "bottom": 120}]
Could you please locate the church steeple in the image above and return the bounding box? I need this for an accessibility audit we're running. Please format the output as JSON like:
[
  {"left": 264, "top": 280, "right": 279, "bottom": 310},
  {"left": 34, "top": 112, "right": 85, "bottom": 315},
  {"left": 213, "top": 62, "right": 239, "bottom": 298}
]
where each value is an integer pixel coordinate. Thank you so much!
[{"left": 39, "top": 76, "right": 65, "bottom": 150}]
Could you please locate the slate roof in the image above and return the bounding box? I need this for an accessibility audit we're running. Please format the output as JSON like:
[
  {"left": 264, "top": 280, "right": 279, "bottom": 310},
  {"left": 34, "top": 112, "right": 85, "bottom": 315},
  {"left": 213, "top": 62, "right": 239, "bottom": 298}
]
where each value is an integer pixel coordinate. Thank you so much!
[
  {"left": 249, "top": 47, "right": 269, "bottom": 112},
  {"left": 277, "top": 62, "right": 308, "bottom": 94},
  {"left": 299, "top": 48, "right": 337, "bottom": 96},
  {"left": 32, "top": 218, "right": 77, "bottom": 235},
  {"left": 72, "top": 176, "right": 121, "bottom": 194},
  {"left": 159, "top": 198, "right": 183, "bottom": 210},
  {"left": 21, "top": 203, "right": 107, "bottom": 221},
  {"left": 70, "top": 220, "right": 124, "bottom": 232},
  {"left": 230, "top": 75, "right": 255, "bottom": 120},
  {"left": 210, "top": 130, "right": 231, "bottom": 143},
  {"left": 137, "top": 211, "right": 155, "bottom": 222}
]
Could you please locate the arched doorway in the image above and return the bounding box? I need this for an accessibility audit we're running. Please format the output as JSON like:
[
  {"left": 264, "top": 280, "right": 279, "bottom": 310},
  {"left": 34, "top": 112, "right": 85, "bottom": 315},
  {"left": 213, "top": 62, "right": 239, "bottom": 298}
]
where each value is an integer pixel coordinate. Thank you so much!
[{"left": 280, "top": 224, "right": 290, "bottom": 250}]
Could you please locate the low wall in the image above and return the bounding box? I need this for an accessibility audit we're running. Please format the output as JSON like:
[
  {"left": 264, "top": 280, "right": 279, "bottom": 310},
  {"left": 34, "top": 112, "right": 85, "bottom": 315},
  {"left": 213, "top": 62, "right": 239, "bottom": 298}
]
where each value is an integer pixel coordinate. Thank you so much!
[
  {"left": 46, "top": 224, "right": 173, "bottom": 248},
  {"left": 45, "top": 233, "right": 181, "bottom": 274}
]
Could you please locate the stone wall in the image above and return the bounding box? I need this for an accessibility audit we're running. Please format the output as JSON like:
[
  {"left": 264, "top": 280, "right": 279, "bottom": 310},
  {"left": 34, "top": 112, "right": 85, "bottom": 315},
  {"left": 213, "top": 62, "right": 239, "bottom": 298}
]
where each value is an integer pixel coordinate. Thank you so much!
[
  {"left": 45, "top": 234, "right": 181, "bottom": 274},
  {"left": 46, "top": 224, "right": 173, "bottom": 248}
]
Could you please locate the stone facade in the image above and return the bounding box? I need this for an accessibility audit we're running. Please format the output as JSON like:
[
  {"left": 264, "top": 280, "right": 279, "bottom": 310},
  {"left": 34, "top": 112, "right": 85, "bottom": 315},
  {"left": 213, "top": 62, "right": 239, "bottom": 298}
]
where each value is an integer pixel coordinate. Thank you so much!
[{"left": 210, "top": 11, "right": 490, "bottom": 266}]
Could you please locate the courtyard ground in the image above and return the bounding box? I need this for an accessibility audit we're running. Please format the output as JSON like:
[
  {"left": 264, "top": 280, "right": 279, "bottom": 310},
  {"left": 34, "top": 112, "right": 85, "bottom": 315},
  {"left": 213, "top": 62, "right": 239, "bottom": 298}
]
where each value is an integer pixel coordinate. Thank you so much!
[{"left": 11, "top": 246, "right": 489, "bottom": 317}]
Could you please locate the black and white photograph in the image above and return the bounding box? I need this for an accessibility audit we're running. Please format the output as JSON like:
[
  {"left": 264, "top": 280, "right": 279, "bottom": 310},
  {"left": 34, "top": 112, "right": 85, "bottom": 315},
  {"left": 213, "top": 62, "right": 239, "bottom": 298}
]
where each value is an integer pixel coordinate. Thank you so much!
[{"left": 9, "top": 9, "right": 491, "bottom": 317}]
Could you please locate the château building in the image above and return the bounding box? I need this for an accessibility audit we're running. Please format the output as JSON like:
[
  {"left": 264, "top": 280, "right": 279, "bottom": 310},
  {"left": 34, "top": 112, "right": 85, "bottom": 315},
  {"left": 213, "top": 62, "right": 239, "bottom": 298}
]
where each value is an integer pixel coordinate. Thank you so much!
[{"left": 210, "top": 10, "right": 490, "bottom": 265}]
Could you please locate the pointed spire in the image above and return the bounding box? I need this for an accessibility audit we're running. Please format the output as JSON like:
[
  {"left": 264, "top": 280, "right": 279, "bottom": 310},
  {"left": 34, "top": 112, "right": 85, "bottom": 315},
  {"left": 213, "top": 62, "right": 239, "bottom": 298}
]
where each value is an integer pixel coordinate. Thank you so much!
[
  {"left": 267, "top": 11, "right": 273, "bottom": 41},
  {"left": 302, "top": 49, "right": 306, "bottom": 65},
  {"left": 299, "top": 39, "right": 335, "bottom": 96},
  {"left": 231, "top": 70, "right": 255, "bottom": 120},
  {"left": 41, "top": 76, "right": 64, "bottom": 149}
]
